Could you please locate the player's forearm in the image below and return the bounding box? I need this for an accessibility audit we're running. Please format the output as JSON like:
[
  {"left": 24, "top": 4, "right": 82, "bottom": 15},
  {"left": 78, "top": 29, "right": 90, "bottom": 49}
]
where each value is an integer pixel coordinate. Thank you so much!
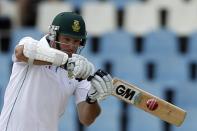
[
  {"left": 15, "top": 45, "right": 52, "bottom": 65},
  {"left": 77, "top": 101, "right": 101, "bottom": 126}
]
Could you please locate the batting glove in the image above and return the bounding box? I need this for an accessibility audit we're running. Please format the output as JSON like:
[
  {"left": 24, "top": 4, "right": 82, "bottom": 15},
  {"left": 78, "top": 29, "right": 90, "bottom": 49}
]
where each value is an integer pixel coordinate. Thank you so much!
[
  {"left": 66, "top": 54, "right": 95, "bottom": 80},
  {"left": 86, "top": 69, "right": 114, "bottom": 104}
]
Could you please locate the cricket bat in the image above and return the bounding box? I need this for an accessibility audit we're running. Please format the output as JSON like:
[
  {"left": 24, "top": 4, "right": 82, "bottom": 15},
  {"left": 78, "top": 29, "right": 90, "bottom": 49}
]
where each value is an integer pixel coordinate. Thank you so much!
[
  {"left": 112, "top": 78, "right": 186, "bottom": 127},
  {"left": 67, "top": 62, "right": 186, "bottom": 126}
]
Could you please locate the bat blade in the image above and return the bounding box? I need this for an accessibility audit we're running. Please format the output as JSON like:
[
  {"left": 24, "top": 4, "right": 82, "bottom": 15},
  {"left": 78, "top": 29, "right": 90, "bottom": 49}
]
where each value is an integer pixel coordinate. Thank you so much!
[{"left": 112, "top": 78, "right": 186, "bottom": 126}]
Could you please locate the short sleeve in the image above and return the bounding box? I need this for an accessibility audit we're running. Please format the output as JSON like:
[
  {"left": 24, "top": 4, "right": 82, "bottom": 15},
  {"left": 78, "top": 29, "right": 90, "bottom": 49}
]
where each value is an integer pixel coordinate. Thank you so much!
[{"left": 74, "top": 80, "right": 91, "bottom": 105}]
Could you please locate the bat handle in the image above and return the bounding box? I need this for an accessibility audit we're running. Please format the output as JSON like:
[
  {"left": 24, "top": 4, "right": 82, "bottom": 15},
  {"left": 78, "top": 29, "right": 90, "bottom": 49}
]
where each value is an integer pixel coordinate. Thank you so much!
[
  {"left": 78, "top": 69, "right": 108, "bottom": 82},
  {"left": 87, "top": 75, "right": 94, "bottom": 81},
  {"left": 75, "top": 75, "right": 94, "bottom": 82},
  {"left": 75, "top": 78, "right": 83, "bottom": 82},
  {"left": 86, "top": 69, "right": 108, "bottom": 81}
]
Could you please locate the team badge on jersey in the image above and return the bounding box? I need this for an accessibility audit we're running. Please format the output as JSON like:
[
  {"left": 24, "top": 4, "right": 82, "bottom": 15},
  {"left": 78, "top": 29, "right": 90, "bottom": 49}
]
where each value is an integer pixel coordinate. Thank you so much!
[{"left": 72, "top": 20, "right": 80, "bottom": 32}]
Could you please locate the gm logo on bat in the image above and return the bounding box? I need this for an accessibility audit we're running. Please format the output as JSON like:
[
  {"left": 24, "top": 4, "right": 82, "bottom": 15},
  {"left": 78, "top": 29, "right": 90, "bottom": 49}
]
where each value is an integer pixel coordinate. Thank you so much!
[{"left": 115, "top": 85, "right": 141, "bottom": 105}]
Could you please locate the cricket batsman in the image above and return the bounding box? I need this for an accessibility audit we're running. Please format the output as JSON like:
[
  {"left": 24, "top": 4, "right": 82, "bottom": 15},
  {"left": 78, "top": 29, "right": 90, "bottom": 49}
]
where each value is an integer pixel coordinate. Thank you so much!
[{"left": 0, "top": 12, "right": 114, "bottom": 131}]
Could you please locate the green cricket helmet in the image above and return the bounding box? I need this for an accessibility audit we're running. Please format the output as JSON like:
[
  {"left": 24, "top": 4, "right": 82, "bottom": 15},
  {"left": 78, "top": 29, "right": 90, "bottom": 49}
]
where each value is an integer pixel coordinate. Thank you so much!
[{"left": 49, "top": 12, "right": 87, "bottom": 46}]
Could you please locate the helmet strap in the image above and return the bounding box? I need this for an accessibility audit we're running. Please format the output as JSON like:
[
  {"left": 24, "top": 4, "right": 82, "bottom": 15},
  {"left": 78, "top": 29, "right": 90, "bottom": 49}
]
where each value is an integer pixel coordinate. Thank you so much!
[{"left": 55, "top": 41, "right": 61, "bottom": 50}]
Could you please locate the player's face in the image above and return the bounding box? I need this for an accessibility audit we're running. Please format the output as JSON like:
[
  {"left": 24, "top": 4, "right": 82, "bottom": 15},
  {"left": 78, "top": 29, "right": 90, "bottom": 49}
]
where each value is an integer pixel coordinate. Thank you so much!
[{"left": 57, "top": 35, "right": 81, "bottom": 57}]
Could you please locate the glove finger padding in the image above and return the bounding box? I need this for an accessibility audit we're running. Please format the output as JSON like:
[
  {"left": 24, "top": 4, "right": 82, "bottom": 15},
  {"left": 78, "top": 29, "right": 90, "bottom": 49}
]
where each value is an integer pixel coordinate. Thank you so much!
[
  {"left": 68, "top": 54, "right": 95, "bottom": 80},
  {"left": 74, "top": 59, "right": 86, "bottom": 78},
  {"left": 102, "top": 74, "right": 113, "bottom": 94},
  {"left": 82, "top": 62, "right": 94, "bottom": 79},
  {"left": 91, "top": 78, "right": 105, "bottom": 94},
  {"left": 72, "top": 55, "right": 84, "bottom": 75},
  {"left": 94, "top": 69, "right": 113, "bottom": 94},
  {"left": 88, "top": 86, "right": 108, "bottom": 101},
  {"left": 92, "top": 75, "right": 108, "bottom": 93},
  {"left": 87, "top": 69, "right": 114, "bottom": 103},
  {"left": 87, "top": 85, "right": 99, "bottom": 99}
]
